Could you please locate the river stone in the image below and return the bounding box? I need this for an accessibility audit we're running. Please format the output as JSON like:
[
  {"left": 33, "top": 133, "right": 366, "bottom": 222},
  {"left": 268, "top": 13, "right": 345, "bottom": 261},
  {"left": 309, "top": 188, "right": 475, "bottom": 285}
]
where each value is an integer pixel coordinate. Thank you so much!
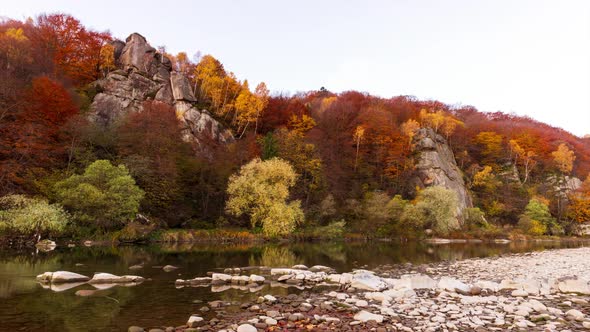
[
  {"left": 36, "top": 271, "right": 91, "bottom": 283},
  {"left": 292, "top": 264, "right": 308, "bottom": 270},
  {"left": 557, "top": 278, "right": 590, "bottom": 295},
  {"left": 162, "top": 265, "right": 178, "bottom": 272},
  {"left": 309, "top": 265, "right": 332, "bottom": 272},
  {"left": 128, "top": 327, "right": 144, "bottom": 332},
  {"left": 237, "top": 324, "right": 257, "bottom": 332},
  {"left": 350, "top": 271, "right": 387, "bottom": 291},
  {"left": 353, "top": 310, "right": 384, "bottom": 323},
  {"left": 211, "top": 273, "right": 232, "bottom": 284},
  {"left": 187, "top": 315, "right": 205, "bottom": 327},
  {"left": 89, "top": 273, "right": 144, "bottom": 284},
  {"left": 249, "top": 274, "right": 265, "bottom": 283},
  {"left": 404, "top": 274, "right": 437, "bottom": 289},
  {"left": 438, "top": 276, "right": 471, "bottom": 293},
  {"left": 565, "top": 309, "right": 585, "bottom": 321},
  {"left": 35, "top": 239, "right": 57, "bottom": 252}
]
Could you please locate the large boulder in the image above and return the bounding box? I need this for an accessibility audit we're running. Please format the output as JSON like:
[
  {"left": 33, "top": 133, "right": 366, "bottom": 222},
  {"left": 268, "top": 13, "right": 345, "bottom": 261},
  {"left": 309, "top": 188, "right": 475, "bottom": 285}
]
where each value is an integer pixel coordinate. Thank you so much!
[
  {"left": 119, "top": 33, "right": 157, "bottom": 73},
  {"left": 411, "top": 127, "right": 473, "bottom": 218},
  {"left": 170, "top": 72, "right": 196, "bottom": 102},
  {"left": 88, "top": 32, "right": 232, "bottom": 148}
]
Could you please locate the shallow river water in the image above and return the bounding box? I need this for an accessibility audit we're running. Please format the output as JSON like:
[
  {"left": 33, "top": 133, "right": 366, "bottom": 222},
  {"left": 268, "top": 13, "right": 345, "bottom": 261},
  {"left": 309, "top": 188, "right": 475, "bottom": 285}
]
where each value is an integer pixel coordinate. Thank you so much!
[{"left": 0, "top": 240, "right": 588, "bottom": 331}]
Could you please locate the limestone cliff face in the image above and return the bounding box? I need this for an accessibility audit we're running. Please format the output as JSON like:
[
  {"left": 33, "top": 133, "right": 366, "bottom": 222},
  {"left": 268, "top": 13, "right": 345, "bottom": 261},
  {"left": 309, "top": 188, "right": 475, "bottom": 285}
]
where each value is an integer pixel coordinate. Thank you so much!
[
  {"left": 89, "top": 33, "right": 233, "bottom": 147},
  {"left": 411, "top": 128, "right": 473, "bottom": 218}
]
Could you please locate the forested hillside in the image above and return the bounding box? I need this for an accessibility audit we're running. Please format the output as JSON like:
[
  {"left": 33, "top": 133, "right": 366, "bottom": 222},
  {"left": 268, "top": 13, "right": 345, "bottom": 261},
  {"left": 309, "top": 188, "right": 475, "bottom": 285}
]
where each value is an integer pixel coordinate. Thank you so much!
[{"left": 1, "top": 14, "right": 589, "bottom": 242}]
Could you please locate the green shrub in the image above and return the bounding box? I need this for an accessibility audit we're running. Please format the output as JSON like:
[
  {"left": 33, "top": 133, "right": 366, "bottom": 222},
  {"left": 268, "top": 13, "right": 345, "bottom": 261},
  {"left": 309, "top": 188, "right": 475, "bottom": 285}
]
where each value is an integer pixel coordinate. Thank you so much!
[
  {"left": 463, "top": 207, "right": 489, "bottom": 230},
  {"left": 54, "top": 160, "right": 144, "bottom": 231},
  {"left": 517, "top": 216, "right": 547, "bottom": 236},
  {"left": 520, "top": 198, "right": 560, "bottom": 235},
  {"left": 401, "top": 186, "right": 459, "bottom": 236},
  {"left": 0, "top": 195, "right": 69, "bottom": 237}
]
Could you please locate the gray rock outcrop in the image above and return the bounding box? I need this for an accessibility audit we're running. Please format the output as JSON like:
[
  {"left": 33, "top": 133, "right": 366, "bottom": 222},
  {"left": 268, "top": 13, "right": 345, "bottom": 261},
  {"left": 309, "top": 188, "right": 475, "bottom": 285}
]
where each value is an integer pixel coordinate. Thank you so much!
[
  {"left": 411, "top": 128, "right": 473, "bottom": 217},
  {"left": 89, "top": 33, "right": 233, "bottom": 148}
]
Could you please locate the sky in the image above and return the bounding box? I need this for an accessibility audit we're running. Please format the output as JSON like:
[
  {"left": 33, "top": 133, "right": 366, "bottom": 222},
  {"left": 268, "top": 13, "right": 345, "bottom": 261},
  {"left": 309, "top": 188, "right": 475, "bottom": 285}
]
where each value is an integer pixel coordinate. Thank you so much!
[{"left": 3, "top": 0, "right": 590, "bottom": 136}]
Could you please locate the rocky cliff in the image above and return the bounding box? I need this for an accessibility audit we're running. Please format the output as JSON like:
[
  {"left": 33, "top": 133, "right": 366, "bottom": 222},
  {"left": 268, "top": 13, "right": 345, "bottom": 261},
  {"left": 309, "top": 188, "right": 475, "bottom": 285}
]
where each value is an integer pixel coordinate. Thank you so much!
[
  {"left": 89, "top": 33, "right": 233, "bottom": 147},
  {"left": 411, "top": 128, "right": 473, "bottom": 219}
]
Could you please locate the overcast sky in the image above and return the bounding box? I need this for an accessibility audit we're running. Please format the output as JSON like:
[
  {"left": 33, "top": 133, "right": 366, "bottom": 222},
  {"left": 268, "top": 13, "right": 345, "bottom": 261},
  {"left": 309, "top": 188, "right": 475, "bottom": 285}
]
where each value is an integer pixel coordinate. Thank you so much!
[{"left": 4, "top": 0, "right": 590, "bottom": 136}]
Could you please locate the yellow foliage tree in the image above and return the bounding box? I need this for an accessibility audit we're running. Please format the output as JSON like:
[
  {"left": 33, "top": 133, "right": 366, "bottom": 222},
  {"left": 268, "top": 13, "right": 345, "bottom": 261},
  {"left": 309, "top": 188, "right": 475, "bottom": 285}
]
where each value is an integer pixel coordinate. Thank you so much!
[
  {"left": 509, "top": 139, "right": 537, "bottom": 184},
  {"left": 473, "top": 166, "right": 494, "bottom": 188},
  {"left": 552, "top": 143, "right": 576, "bottom": 175},
  {"left": 225, "top": 158, "right": 304, "bottom": 237},
  {"left": 400, "top": 119, "right": 420, "bottom": 146},
  {"left": 288, "top": 114, "right": 317, "bottom": 135},
  {"left": 353, "top": 125, "right": 366, "bottom": 171},
  {"left": 99, "top": 44, "right": 115, "bottom": 76}
]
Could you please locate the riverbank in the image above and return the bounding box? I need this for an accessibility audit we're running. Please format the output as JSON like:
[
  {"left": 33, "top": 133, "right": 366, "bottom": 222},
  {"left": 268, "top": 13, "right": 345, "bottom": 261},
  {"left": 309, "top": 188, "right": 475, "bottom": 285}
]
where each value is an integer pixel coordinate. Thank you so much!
[
  {"left": 3, "top": 225, "right": 589, "bottom": 251},
  {"left": 126, "top": 247, "right": 590, "bottom": 331}
]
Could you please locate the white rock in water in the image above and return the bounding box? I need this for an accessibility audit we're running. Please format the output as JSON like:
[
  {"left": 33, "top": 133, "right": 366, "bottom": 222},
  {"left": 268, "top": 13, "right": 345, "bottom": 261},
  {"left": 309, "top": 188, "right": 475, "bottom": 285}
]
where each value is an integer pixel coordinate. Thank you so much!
[
  {"left": 249, "top": 274, "right": 265, "bottom": 283},
  {"left": 350, "top": 272, "right": 387, "bottom": 291},
  {"left": 353, "top": 310, "right": 384, "bottom": 323},
  {"left": 326, "top": 274, "right": 341, "bottom": 283},
  {"left": 438, "top": 276, "right": 471, "bottom": 294},
  {"left": 36, "top": 271, "right": 91, "bottom": 283},
  {"left": 271, "top": 268, "right": 299, "bottom": 275},
  {"left": 237, "top": 324, "right": 257, "bottom": 332},
  {"left": 292, "top": 264, "right": 308, "bottom": 270},
  {"left": 557, "top": 278, "right": 590, "bottom": 295},
  {"left": 162, "top": 265, "right": 178, "bottom": 272},
  {"left": 35, "top": 239, "right": 57, "bottom": 252},
  {"left": 187, "top": 315, "right": 204, "bottom": 328},
  {"left": 88, "top": 273, "right": 144, "bottom": 284},
  {"left": 211, "top": 273, "right": 232, "bottom": 283},
  {"left": 309, "top": 265, "right": 331, "bottom": 272}
]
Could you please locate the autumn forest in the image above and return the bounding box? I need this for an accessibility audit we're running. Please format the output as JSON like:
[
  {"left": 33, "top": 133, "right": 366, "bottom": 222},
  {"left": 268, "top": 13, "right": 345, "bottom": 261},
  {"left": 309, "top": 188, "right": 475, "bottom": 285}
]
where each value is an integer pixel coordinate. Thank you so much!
[{"left": 1, "top": 14, "right": 590, "bottom": 244}]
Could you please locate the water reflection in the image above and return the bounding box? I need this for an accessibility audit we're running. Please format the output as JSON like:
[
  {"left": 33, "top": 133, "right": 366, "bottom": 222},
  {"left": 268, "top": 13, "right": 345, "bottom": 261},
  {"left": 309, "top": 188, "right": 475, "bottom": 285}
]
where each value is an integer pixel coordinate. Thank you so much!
[{"left": 0, "top": 240, "right": 588, "bottom": 331}]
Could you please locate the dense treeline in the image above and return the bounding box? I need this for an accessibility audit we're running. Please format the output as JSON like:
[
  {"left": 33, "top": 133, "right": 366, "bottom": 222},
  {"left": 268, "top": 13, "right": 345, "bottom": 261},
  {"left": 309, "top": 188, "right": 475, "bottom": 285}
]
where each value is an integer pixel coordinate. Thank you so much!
[{"left": 1, "top": 14, "right": 589, "bottom": 241}]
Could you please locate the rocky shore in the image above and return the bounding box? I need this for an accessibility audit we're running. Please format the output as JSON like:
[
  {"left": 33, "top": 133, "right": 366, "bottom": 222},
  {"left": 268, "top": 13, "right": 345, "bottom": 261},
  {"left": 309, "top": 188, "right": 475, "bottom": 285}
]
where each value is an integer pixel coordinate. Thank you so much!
[
  {"left": 39, "top": 247, "right": 590, "bottom": 331},
  {"left": 157, "top": 247, "right": 590, "bottom": 331}
]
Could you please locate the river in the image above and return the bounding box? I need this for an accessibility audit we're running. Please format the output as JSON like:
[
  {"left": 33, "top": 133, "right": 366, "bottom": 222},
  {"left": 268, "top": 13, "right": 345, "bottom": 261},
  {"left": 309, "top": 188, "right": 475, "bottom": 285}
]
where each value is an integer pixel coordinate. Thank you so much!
[{"left": 0, "top": 240, "right": 588, "bottom": 331}]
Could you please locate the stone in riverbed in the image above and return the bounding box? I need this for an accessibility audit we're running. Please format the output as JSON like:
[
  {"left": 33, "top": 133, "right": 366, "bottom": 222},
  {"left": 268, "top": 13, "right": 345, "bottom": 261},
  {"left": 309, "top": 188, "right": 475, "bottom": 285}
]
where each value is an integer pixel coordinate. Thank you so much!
[
  {"left": 557, "top": 277, "right": 590, "bottom": 295},
  {"left": 309, "top": 265, "right": 332, "bottom": 272},
  {"left": 89, "top": 273, "right": 144, "bottom": 284},
  {"left": 36, "top": 271, "right": 91, "bottom": 283},
  {"left": 350, "top": 271, "right": 387, "bottom": 291},
  {"left": 249, "top": 274, "right": 265, "bottom": 283},
  {"left": 292, "top": 264, "right": 308, "bottom": 270},
  {"left": 128, "top": 327, "right": 144, "bottom": 332},
  {"left": 353, "top": 310, "right": 384, "bottom": 323},
  {"left": 565, "top": 309, "right": 585, "bottom": 321},
  {"left": 187, "top": 315, "right": 205, "bottom": 327},
  {"left": 35, "top": 239, "right": 57, "bottom": 252},
  {"left": 162, "top": 265, "right": 178, "bottom": 272},
  {"left": 211, "top": 273, "right": 232, "bottom": 284},
  {"left": 237, "top": 324, "right": 257, "bottom": 332},
  {"left": 437, "top": 276, "right": 471, "bottom": 294}
]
